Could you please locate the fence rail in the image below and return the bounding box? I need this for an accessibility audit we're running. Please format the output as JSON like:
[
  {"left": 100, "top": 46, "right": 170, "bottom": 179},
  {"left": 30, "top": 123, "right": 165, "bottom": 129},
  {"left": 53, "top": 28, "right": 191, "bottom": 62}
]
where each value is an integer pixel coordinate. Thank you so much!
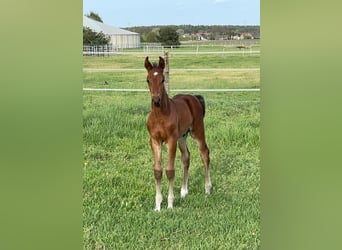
[
  {"left": 83, "top": 68, "right": 260, "bottom": 72},
  {"left": 83, "top": 45, "right": 123, "bottom": 56},
  {"left": 83, "top": 40, "right": 261, "bottom": 56},
  {"left": 83, "top": 88, "right": 260, "bottom": 92},
  {"left": 83, "top": 50, "right": 260, "bottom": 56}
]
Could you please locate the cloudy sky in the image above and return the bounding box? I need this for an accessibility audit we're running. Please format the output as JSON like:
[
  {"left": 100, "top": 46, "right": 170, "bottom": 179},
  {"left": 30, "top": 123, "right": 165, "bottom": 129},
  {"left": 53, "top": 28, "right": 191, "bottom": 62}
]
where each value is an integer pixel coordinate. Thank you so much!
[{"left": 83, "top": 0, "right": 259, "bottom": 27}]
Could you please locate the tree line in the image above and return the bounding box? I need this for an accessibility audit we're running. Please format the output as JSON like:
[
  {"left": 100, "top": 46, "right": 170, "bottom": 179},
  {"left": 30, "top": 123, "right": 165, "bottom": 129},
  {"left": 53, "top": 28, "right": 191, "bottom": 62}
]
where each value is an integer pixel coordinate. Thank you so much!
[{"left": 127, "top": 24, "right": 260, "bottom": 42}]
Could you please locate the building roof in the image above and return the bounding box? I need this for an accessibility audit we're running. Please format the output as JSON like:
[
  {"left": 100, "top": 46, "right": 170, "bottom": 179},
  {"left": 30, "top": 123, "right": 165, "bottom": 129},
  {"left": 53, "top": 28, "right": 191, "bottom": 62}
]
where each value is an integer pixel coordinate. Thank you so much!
[{"left": 83, "top": 16, "right": 138, "bottom": 36}]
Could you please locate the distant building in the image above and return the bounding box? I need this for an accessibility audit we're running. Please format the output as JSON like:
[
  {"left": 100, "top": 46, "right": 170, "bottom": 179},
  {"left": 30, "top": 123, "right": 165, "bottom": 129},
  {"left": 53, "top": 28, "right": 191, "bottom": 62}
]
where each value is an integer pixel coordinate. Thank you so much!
[
  {"left": 196, "top": 32, "right": 209, "bottom": 40},
  {"left": 230, "top": 35, "right": 241, "bottom": 40},
  {"left": 83, "top": 16, "right": 140, "bottom": 48},
  {"left": 240, "top": 32, "right": 254, "bottom": 39}
]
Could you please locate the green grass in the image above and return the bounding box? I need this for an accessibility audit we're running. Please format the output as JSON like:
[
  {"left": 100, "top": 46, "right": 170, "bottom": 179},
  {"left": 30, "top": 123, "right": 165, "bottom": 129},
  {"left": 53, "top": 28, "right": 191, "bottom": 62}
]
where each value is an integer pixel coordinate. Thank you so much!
[
  {"left": 83, "top": 53, "right": 260, "bottom": 69},
  {"left": 83, "top": 70, "right": 260, "bottom": 90},
  {"left": 83, "top": 91, "right": 260, "bottom": 249},
  {"left": 83, "top": 54, "right": 260, "bottom": 90}
]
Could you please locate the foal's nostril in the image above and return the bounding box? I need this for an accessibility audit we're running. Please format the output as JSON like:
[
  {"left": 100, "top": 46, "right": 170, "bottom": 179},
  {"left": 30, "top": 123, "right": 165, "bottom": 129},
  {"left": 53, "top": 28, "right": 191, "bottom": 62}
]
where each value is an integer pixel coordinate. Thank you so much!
[
  {"left": 154, "top": 99, "right": 161, "bottom": 107},
  {"left": 152, "top": 97, "right": 161, "bottom": 107}
]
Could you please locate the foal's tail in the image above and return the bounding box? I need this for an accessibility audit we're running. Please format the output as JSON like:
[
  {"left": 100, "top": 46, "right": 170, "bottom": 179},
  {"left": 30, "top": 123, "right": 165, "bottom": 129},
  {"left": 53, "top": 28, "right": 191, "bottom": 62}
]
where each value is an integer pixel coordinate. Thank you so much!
[{"left": 194, "top": 95, "right": 206, "bottom": 117}]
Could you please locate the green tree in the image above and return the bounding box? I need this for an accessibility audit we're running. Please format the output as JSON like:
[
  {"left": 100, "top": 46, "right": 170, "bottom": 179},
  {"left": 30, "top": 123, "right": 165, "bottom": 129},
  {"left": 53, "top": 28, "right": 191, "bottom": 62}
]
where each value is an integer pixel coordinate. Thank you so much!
[
  {"left": 157, "top": 27, "right": 180, "bottom": 47},
  {"left": 83, "top": 27, "right": 110, "bottom": 45},
  {"left": 151, "top": 28, "right": 160, "bottom": 36},
  {"left": 85, "top": 12, "right": 103, "bottom": 23},
  {"left": 144, "top": 31, "right": 158, "bottom": 43},
  {"left": 176, "top": 29, "right": 184, "bottom": 40}
]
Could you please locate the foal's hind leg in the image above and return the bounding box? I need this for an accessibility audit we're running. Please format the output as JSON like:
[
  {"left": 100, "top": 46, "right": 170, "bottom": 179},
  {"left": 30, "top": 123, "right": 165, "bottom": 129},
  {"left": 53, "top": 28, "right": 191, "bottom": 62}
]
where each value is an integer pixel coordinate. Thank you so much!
[
  {"left": 178, "top": 136, "right": 190, "bottom": 198},
  {"left": 197, "top": 139, "right": 212, "bottom": 194},
  {"left": 192, "top": 129, "right": 212, "bottom": 194}
]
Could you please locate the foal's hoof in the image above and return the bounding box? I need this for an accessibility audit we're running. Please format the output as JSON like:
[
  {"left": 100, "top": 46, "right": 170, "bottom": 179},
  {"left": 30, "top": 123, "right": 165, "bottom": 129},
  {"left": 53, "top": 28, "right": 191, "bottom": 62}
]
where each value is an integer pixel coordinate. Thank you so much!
[
  {"left": 205, "top": 184, "right": 212, "bottom": 194},
  {"left": 180, "top": 188, "right": 188, "bottom": 198}
]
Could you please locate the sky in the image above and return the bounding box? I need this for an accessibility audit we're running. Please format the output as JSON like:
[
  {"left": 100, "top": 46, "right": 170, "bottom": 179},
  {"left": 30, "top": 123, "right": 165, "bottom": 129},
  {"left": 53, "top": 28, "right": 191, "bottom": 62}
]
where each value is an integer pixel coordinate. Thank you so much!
[{"left": 83, "top": 0, "right": 259, "bottom": 27}]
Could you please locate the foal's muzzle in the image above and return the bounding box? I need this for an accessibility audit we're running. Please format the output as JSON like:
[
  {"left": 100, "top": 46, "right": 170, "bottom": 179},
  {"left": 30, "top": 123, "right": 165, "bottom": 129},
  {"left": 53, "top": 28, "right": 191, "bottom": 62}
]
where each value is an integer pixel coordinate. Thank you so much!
[{"left": 152, "top": 96, "right": 161, "bottom": 107}]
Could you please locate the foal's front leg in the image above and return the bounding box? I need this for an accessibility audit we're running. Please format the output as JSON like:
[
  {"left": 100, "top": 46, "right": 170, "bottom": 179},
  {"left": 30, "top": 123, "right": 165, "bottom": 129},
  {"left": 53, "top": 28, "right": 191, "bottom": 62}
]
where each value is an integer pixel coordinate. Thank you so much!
[
  {"left": 150, "top": 138, "right": 162, "bottom": 211},
  {"left": 166, "top": 137, "right": 177, "bottom": 209}
]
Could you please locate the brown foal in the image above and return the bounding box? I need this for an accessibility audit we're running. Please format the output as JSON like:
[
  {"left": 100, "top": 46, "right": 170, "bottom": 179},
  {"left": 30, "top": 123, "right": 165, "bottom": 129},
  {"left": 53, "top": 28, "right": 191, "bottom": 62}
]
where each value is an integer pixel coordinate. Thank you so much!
[{"left": 145, "top": 56, "right": 212, "bottom": 211}]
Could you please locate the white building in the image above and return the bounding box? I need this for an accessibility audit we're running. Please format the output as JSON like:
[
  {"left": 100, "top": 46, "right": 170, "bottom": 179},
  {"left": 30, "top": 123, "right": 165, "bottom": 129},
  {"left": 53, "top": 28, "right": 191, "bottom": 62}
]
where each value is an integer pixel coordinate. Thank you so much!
[{"left": 83, "top": 16, "right": 140, "bottom": 48}]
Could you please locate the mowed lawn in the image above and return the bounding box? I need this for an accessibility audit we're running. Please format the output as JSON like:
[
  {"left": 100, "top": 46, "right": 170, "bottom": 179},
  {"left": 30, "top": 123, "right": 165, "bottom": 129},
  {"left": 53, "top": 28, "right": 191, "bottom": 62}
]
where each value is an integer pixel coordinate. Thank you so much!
[
  {"left": 83, "top": 53, "right": 260, "bottom": 249},
  {"left": 83, "top": 54, "right": 260, "bottom": 90}
]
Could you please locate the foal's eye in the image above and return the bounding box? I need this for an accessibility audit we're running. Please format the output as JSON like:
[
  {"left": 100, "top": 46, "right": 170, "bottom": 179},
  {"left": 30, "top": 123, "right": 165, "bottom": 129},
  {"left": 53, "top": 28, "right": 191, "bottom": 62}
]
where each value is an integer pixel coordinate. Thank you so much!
[
  {"left": 162, "top": 78, "right": 165, "bottom": 83},
  {"left": 146, "top": 78, "right": 150, "bottom": 83}
]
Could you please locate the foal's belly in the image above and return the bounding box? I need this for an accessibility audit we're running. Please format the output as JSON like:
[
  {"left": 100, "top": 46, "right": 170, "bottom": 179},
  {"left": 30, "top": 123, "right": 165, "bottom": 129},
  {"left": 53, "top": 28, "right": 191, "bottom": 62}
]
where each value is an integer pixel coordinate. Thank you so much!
[{"left": 148, "top": 120, "right": 190, "bottom": 142}]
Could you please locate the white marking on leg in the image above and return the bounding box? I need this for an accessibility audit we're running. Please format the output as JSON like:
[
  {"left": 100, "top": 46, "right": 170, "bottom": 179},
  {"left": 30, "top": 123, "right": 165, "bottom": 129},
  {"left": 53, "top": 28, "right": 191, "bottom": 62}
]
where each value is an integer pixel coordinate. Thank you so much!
[
  {"left": 205, "top": 170, "right": 212, "bottom": 194},
  {"left": 205, "top": 183, "right": 212, "bottom": 194},
  {"left": 181, "top": 165, "right": 189, "bottom": 198},
  {"left": 181, "top": 186, "right": 188, "bottom": 198},
  {"left": 155, "top": 183, "right": 162, "bottom": 211},
  {"left": 167, "top": 181, "right": 174, "bottom": 209},
  {"left": 167, "top": 193, "right": 174, "bottom": 209}
]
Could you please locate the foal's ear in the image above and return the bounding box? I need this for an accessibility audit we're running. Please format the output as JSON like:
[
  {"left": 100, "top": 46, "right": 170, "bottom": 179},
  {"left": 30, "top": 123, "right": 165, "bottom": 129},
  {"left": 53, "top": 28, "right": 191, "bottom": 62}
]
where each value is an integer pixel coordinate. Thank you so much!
[
  {"left": 158, "top": 56, "right": 165, "bottom": 70},
  {"left": 144, "top": 56, "right": 153, "bottom": 71}
]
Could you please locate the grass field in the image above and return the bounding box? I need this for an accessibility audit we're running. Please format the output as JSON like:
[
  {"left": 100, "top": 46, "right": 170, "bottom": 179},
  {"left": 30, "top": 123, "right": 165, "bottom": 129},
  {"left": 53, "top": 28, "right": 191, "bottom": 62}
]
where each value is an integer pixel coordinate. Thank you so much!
[
  {"left": 83, "top": 70, "right": 259, "bottom": 90},
  {"left": 83, "top": 53, "right": 260, "bottom": 69},
  {"left": 83, "top": 52, "right": 260, "bottom": 249},
  {"left": 83, "top": 54, "right": 260, "bottom": 90}
]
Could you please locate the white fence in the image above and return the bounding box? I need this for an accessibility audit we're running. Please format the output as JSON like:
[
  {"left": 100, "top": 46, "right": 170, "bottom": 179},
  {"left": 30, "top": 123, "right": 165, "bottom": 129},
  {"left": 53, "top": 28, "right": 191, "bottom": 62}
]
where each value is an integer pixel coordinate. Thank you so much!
[
  {"left": 83, "top": 45, "right": 123, "bottom": 56},
  {"left": 83, "top": 40, "right": 261, "bottom": 56},
  {"left": 83, "top": 88, "right": 260, "bottom": 92},
  {"left": 141, "top": 43, "right": 164, "bottom": 54}
]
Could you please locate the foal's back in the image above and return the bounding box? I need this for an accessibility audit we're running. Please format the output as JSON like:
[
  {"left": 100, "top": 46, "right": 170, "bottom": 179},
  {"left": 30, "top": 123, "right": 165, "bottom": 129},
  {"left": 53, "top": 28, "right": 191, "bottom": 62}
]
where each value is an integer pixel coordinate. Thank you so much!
[{"left": 172, "top": 94, "right": 205, "bottom": 119}]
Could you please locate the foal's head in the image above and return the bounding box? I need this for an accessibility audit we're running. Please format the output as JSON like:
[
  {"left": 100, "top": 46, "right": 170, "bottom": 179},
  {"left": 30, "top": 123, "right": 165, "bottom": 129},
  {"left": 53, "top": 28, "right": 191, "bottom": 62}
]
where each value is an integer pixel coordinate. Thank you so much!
[{"left": 144, "top": 56, "right": 165, "bottom": 107}]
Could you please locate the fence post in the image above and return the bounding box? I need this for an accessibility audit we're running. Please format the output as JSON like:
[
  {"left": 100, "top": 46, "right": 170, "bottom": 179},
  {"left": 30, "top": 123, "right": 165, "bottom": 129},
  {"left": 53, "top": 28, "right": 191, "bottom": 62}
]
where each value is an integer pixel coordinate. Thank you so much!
[{"left": 164, "top": 51, "right": 169, "bottom": 94}]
